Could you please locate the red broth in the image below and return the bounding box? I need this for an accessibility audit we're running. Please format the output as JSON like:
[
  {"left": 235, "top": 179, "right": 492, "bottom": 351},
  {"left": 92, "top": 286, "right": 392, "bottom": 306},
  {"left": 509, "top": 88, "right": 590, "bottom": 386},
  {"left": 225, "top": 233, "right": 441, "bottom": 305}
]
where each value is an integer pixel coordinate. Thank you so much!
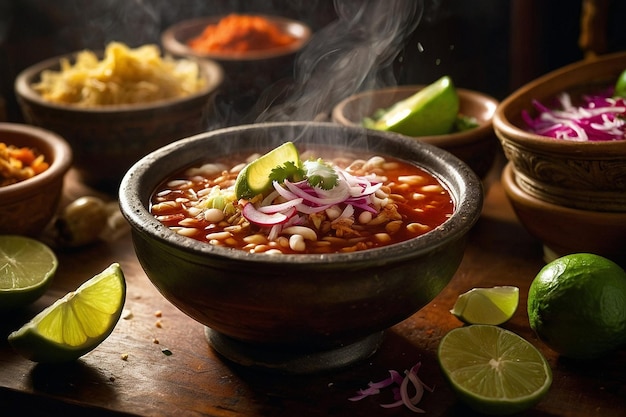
[{"left": 150, "top": 151, "right": 454, "bottom": 254}]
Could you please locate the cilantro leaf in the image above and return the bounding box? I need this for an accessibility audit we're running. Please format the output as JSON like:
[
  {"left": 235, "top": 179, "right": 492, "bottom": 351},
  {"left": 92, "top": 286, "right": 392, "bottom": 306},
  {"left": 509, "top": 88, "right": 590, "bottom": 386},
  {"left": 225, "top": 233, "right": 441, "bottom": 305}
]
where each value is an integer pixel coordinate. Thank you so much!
[
  {"left": 269, "top": 161, "right": 305, "bottom": 184},
  {"left": 303, "top": 159, "right": 338, "bottom": 190}
]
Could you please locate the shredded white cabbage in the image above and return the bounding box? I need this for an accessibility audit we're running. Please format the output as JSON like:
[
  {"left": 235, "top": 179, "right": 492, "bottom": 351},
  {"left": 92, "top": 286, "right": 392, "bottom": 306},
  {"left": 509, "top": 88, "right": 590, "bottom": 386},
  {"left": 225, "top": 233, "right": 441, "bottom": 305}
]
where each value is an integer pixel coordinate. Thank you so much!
[{"left": 33, "top": 42, "right": 206, "bottom": 106}]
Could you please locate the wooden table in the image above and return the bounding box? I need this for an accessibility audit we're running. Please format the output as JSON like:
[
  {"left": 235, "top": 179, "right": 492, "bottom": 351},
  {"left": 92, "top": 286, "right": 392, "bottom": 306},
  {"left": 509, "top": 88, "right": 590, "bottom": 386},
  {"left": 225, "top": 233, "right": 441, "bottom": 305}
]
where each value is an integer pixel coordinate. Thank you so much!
[{"left": 1, "top": 159, "right": 625, "bottom": 417}]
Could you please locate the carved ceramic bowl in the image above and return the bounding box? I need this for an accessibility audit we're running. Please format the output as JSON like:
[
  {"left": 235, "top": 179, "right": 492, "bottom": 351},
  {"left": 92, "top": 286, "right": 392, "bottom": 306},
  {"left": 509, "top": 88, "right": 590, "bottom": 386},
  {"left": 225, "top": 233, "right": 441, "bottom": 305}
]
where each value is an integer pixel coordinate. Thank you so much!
[
  {"left": 331, "top": 85, "right": 500, "bottom": 179},
  {"left": 119, "top": 122, "right": 483, "bottom": 373},
  {"left": 493, "top": 52, "right": 626, "bottom": 212},
  {"left": 501, "top": 163, "right": 626, "bottom": 266},
  {"left": 0, "top": 122, "right": 72, "bottom": 236},
  {"left": 15, "top": 50, "right": 223, "bottom": 192}
]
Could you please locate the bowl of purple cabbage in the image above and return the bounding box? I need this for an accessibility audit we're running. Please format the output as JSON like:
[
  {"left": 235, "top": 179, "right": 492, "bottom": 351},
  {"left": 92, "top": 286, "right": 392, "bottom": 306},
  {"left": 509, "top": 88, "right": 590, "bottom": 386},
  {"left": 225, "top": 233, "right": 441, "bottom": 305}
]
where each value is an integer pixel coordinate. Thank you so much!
[{"left": 493, "top": 51, "right": 626, "bottom": 212}]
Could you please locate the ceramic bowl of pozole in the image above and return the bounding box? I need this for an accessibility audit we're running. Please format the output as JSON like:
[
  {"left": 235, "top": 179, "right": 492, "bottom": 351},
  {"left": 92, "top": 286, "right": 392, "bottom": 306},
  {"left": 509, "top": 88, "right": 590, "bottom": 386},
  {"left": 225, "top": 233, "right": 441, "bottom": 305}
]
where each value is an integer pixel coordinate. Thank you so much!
[{"left": 119, "top": 121, "right": 483, "bottom": 373}]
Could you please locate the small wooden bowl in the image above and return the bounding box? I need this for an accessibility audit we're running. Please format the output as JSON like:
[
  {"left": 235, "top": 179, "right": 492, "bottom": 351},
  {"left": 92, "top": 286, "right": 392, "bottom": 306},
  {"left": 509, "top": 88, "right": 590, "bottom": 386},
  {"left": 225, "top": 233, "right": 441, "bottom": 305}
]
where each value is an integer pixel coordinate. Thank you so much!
[
  {"left": 0, "top": 122, "right": 72, "bottom": 236},
  {"left": 332, "top": 85, "right": 499, "bottom": 179}
]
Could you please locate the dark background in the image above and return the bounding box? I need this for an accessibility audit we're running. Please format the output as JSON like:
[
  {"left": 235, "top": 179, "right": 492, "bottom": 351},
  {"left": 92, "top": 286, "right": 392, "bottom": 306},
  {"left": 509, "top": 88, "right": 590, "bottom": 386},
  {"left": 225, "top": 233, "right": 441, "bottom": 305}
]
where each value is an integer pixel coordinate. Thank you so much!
[{"left": 1, "top": 0, "right": 625, "bottom": 123}]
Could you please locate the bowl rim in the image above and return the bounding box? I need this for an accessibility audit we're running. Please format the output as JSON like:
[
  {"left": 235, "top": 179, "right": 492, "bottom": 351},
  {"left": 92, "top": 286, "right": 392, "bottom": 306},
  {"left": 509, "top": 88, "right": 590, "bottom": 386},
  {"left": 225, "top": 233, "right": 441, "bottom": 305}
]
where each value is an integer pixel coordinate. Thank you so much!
[
  {"left": 161, "top": 14, "right": 312, "bottom": 61},
  {"left": 0, "top": 122, "right": 72, "bottom": 196},
  {"left": 119, "top": 121, "right": 483, "bottom": 267},
  {"left": 501, "top": 162, "right": 626, "bottom": 220},
  {"left": 331, "top": 84, "right": 499, "bottom": 146},
  {"left": 493, "top": 51, "right": 626, "bottom": 151},
  {"left": 14, "top": 50, "right": 224, "bottom": 114}
]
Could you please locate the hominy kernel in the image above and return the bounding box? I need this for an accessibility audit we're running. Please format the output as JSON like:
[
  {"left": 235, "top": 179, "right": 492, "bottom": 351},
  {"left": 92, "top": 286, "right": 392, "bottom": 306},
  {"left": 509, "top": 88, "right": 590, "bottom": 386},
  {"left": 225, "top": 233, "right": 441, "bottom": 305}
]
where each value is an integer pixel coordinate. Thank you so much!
[
  {"left": 204, "top": 208, "right": 225, "bottom": 222},
  {"left": 175, "top": 227, "right": 199, "bottom": 237},
  {"left": 358, "top": 211, "right": 373, "bottom": 224},
  {"left": 265, "top": 249, "right": 283, "bottom": 255},
  {"left": 407, "top": 222, "right": 431, "bottom": 233},
  {"left": 206, "top": 231, "right": 231, "bottom": 240},
  {"left": 398, "top": 175, "right": 426, "bottom": 185},
  {"left": 412, "top": 192, "right": 426, "bottom": 200},
  {"left": 421, "top": 184, "right": 443, "bottom": 193},
  {"left": 225, "top": 238, "right": 238, "bottom": 246},
  {"left": 178, "top": 218, "right": 201, "bottom": 227},
  {"left": 385, "top": 220, "right": 402, "bottom": 234},
  {"left": 282, "top": 226, "right": 317, "bottom": 241},
  {"left": 166, "top": 179, "right": 191, "bottom": 189},
  {"left": 374, "top": 233, "right": 392, "bottom": 243},
  {"left": 289, "top": 234, "right": 306, "bottom": 252},
  {"left": 382, "top": 161, "right": 400, "bottom": 170},
  {"left": 325, "top": 205, "right": 342, "bottom": 220},
  {"left": 243, "top": 234, "right": 268, "bottom": 245}
]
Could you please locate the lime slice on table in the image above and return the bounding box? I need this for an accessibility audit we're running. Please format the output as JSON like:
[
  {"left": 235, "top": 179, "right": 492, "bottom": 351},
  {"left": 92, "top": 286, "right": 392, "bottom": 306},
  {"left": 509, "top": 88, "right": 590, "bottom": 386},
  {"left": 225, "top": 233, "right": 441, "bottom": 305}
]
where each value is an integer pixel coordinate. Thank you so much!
[
  {"left": 370, "top": 76, "right": 460, "bottom": 136},
  {"left": 8, "top": 263, "right": 126, "bottom": 363},
  {"left": 235, "top": 141, "right": 301, "bottom": 199},
  {"left": 438, "top": 325, "right": 552, "bottom": 415},
  {"left": 0, "top": 235, "right": 58, "bottom": 310},
  {"left": 450, "top": 286, "right": 519, "bottom": 325}
]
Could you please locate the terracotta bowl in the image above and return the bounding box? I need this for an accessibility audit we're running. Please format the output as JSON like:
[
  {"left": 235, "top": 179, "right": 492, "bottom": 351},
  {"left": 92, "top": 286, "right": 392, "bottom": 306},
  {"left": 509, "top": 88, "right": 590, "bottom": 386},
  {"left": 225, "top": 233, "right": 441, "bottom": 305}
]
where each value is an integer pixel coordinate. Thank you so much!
[
  {"left": 0, "top": 122, "right": 72, "bottom": 236},
  {"left": 501, "top": 163, "right": 626, "bottom": 266},
  {"left": 118, "top": 122, "right": 483, "bottom": 373},
  {"left": 493, "top": 52, "right": 626, "bottom": 212},
  {"left": 331, "top": 85, "right": 500, "bottom": 179},
  {"left": 15, "top": 50, "right": 223, "bottom": 192},
  {"left": 161, "top": 15, "right": 312, "bottom": 123}
]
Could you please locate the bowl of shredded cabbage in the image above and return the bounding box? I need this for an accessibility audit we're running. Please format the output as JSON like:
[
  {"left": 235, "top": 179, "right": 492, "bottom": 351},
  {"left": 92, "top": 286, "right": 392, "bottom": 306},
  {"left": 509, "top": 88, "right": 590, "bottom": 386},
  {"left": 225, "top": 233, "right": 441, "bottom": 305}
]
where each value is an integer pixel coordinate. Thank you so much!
[
  {"left": 493, "top": 51, "right": 626, "bottom": 212},
  {"left": 15, "top": 42, "right": 223, "bottom": 191}
]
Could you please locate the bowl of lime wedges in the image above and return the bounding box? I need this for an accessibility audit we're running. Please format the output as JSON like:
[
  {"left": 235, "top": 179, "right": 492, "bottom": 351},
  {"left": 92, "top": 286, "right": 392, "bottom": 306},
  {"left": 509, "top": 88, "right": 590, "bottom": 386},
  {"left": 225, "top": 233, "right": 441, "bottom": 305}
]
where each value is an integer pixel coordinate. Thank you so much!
[{"left": 332, "top": 77, "right": 500, "bottom": 179}]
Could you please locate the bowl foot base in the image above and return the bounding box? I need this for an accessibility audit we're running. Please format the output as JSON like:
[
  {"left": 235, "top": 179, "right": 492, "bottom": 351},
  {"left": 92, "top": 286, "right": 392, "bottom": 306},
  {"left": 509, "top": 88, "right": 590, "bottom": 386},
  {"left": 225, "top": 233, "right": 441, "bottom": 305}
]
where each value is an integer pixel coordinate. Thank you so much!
[{"left": 205, "top": 327, "right": 384, "bottom": 374}]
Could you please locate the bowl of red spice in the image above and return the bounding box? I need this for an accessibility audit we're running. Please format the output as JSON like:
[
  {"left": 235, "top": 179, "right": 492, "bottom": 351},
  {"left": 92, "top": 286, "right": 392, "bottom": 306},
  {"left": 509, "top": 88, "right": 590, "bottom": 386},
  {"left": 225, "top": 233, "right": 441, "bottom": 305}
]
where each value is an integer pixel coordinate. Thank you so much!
[
  {"left": 161, "top": 14, "right": 312, "bottom": 123},
  {"left": 493, "top": 51, "right": 626, "bottom": 213},
  {"left": 119, "top": 121, "right": 483, "bottom": 373},
  {"left": 0, "top": 122, "right": 72, "bottom": 236}
]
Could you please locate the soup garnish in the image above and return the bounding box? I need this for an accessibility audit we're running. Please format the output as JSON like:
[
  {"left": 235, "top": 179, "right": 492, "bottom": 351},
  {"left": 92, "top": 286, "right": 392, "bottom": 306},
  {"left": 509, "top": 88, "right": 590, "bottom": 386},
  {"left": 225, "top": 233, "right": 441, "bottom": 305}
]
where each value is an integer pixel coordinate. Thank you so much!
[
  {"left": 1, "top": 142, "right": 49, "bottom": 186},
  {"left": 150, "top": 142, "right": 454, "bottom": 254}
]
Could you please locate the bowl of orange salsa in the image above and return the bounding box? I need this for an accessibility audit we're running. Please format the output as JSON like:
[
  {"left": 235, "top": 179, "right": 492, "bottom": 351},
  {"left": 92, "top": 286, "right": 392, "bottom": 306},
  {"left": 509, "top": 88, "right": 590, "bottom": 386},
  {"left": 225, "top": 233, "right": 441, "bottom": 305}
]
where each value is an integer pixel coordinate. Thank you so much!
[
  {"left": 119, "top": 121, "right": 483, "bottom": 373},
  {"left": 162, "top": 14, "right": 312, "bottom": 124}
]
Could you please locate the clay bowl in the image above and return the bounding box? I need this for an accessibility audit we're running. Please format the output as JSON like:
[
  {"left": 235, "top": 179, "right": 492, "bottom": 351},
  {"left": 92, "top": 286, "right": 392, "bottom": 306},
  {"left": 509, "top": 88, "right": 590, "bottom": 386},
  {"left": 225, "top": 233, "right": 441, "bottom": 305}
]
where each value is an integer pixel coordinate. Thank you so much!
[
  {"left": 15, "top": 50, "right": 223, "bottom": 192},
  {"left": 119, "top": 122, "right": 483, "bottom": 373},
  {"left": 501, "top": 162, "right": 626, "bottom": 266},
  {"left": 493, "top": 51, "right": 626, "bottom": 212},
  {"left": 161, "top": 15, "right": 312, "bottom": 123},
  {"left": 0, "top": 122, "right": 72, "bottom": 236},
  {"left": 331, "top": 85, "right": 500, "bottom": 179}
]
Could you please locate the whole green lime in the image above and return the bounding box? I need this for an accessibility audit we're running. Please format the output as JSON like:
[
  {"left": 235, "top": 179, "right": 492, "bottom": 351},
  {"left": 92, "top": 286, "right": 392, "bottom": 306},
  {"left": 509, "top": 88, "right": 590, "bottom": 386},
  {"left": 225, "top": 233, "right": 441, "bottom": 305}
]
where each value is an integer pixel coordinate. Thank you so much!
[{"left": 527, "top": 253, "right": 626, "bottom": 359}]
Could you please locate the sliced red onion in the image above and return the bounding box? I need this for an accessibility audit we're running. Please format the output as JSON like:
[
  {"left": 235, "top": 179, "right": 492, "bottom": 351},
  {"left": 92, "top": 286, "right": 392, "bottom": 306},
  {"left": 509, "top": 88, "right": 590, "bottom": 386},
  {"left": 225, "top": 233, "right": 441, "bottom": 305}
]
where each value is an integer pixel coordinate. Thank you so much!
[
  {"left": 257, "top": 198, "right": 303, "bottom": 214},
  {"left": 242, "top": 203, "right": 296, "bottom": 226},
  {"left": 349, "top": 362, "right": 432, "bottom": 413}
]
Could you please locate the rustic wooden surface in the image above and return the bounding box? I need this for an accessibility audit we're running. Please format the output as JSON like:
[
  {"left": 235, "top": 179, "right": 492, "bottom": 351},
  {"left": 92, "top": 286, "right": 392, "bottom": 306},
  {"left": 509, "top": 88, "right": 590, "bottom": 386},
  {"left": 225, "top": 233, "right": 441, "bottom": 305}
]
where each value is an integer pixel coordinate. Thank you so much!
[{"left": 1, "top": 160, "right": 625, "bottom": 417}]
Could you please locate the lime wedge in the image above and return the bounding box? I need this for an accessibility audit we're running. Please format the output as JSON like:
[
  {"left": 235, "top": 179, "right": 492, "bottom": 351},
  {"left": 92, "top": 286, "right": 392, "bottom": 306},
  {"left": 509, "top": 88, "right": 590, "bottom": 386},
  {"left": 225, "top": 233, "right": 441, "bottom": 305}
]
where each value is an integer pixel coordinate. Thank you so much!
[
  {"left": 8, "top": 263, "right": 126, "bottom": 363},
  {"left": 615, "top": 69, "right": 626, "bottom": 97},
  {"left": 235, "top": 141, "right": 300, "bottom": 199},
  {"left": 450, "top": 286, "right": 519, "bottom": 325},
  {"left": 371, "top": 76, "right": 460, "bottom": 136},
  {"left": 438, "top": 325, "right": 552, "bottom": 415},
  {"left": 0, "top": 235, "right": 58, "bottom": 310}
]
